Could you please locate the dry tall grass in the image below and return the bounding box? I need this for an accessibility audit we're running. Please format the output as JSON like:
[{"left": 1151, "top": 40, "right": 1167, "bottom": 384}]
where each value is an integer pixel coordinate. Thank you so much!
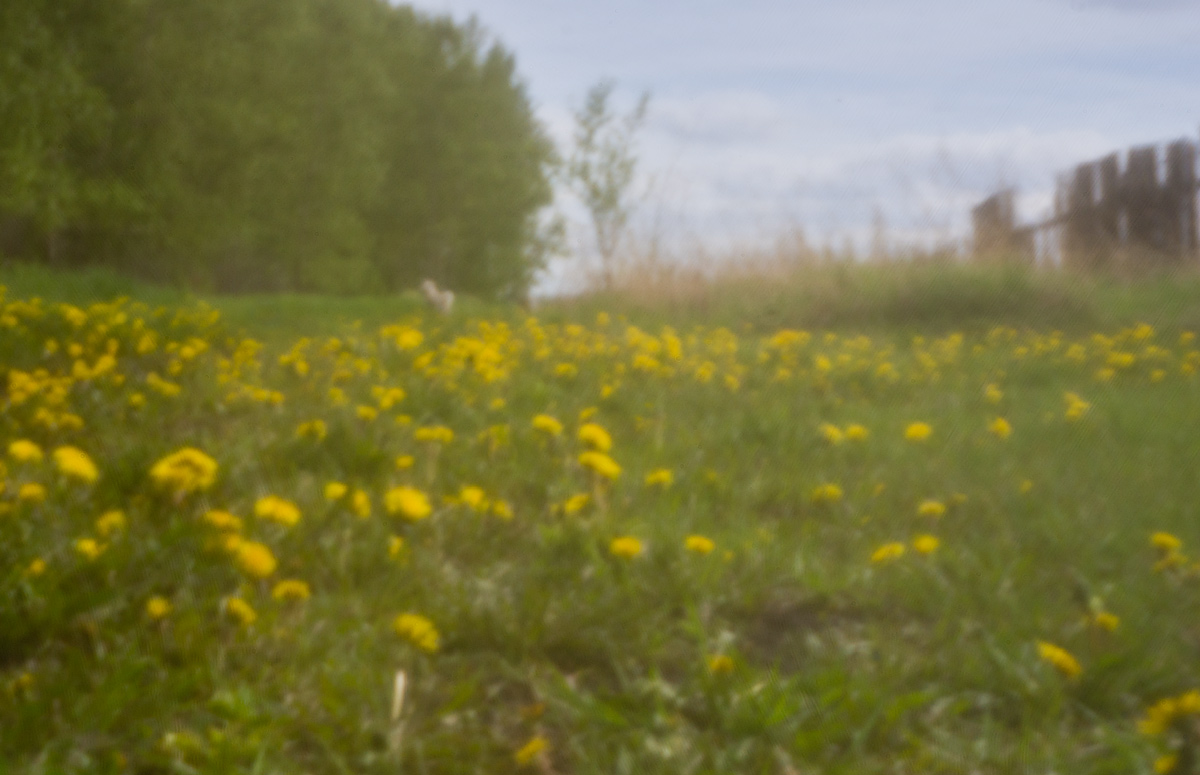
[{"left": 549, "top": 228, "right": 1100, "bottom": 332}]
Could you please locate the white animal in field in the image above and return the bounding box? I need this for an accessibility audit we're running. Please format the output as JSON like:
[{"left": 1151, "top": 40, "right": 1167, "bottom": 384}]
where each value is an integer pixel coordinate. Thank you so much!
[{"left": 420, "top": 279, "right": 454, "bottom": 315}]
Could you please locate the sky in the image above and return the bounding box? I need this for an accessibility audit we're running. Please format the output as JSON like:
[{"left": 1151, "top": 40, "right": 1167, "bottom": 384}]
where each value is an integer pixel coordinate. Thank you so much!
[{"left": 409, "top": 0, "right": 1200, "bottom": 291}]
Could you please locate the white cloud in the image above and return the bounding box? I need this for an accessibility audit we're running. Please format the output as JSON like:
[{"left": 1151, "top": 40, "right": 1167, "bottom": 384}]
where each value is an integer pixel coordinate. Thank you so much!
[{"left": 407, "top": 0, "right": 1200, "bottom": 291}]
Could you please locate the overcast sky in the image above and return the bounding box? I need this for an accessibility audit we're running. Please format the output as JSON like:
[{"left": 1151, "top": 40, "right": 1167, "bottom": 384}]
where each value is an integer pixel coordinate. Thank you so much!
[{"left": 410, "top": 0, "right": 1200, "bottom": 289}]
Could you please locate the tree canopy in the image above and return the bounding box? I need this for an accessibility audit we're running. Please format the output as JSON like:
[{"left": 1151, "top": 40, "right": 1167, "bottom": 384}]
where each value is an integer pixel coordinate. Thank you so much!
[{"left": 0, "top": 0, "right": 555, "bottom": 299}]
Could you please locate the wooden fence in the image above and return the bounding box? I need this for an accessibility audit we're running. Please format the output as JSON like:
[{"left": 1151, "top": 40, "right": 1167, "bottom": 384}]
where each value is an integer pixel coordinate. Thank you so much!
[{"left": 972, "top": 136, "right": 1199, "bottom": 269}]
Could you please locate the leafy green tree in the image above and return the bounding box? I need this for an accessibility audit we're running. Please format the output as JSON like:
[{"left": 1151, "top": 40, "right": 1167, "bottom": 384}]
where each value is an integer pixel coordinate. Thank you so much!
[
  {"left": 0, "top": 0, "right": 556, "bottom": 300},
  {"left": 0, "top": 0, "right": 135, "bottom": 264},
  {"left": 366, "top": 14, "right": 555, "bottom": 301}
]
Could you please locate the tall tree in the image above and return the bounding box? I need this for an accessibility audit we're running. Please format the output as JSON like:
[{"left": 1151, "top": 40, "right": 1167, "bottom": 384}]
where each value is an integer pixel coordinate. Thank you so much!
[
  {"left": 0, "top": 0, "right": 557, "bottom": 300},
  {"left": 0, "top": 0, "right": 135, "bottom": 264},
  {"left": 564, "top": 80, "right": 650, "bottom": 290}
]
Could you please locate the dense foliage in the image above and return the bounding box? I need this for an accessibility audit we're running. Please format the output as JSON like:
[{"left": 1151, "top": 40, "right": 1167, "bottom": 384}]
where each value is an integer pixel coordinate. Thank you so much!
[{"left": 0, "top": 0, "right": 555, "bottom": 299}]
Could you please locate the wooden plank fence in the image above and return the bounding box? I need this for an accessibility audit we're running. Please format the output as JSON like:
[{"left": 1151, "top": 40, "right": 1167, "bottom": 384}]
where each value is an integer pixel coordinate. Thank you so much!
[{"left": 972, "top": 135, "right": 1200, "bottom": 270}]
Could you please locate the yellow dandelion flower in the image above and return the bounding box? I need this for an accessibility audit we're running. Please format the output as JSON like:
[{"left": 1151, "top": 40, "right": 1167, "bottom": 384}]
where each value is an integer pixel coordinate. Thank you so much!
[
  {"left": 1036, "top": 641, "right": 1082, "bottom": 678},
  {"left": 1064, "top": 392, "right": 1091, "bottom": 421},
  {"left": 271, "top": 579, "right": 311, "bottom": 602},
  {"left": 225, "top": 596, "right": 257, "bottom": 626},
  {"left": 393, "top": 613, "right": 439, "bottom": 653},
  {"left": 706, "top": 654, "right": 735, "bottom": 675},
  {"left": 870, "top": 542, "right": 905, "bottom": 564},
  {"left": 818, "top": 423, "right": 844, "bottom": 444},
  {"left": 149, "top": 447, "right": 218, "bottom": 496},
  {"left": 609, "top": 536, "right": 643, "bottom": 559},
  {"left": 74, "top": 537, "right": 105, "bottom": 560},
  {"left": 1139, "top": 690, "right": 1200, "bottom": 737},
  {"left": 491, "top": 500, "right": 514, "bottom": 520},
  {"left": 1151, "top": 532, "right": 1183, "bottom": 552},
  {"left": 1154, "top": 550, "right": 1187, "bottom": 573},
  {"left": 395, "top": 454, "right": 415, "bottom": 470},
  {"left": 1155, "top": 754, "right": 1179, "bottom": 774},
  {"left": 578, "top": 422, "right": 613, "bottom": 452},
  {"left": 912, "top": 535, "right": 940, "bottom": 554},
  {"left": 254, "top": 495, "right": 301, "bottom": 527},
  {"left": 458, "top": 485, "right": 488, "bottom": 512},
  {"left": 644, "top": 468, "right": 673, "bottom": 488},
  {"left": 414, "top": 425, "right": 453, "bottom": 445},
  {"left": 684, "top": 535, "right": 715, "bottom": 555},
  {"left": 95, "top": 510, "right": 126, "bottom": 537},
  {"left": 917, "top": 500, "right": 946, "bottom": 518},
  {"left": 811, "top": 483, "right": 843, "bottom": 504},
  {"left": 388, "top": 535, "right": 405, "bottom": 558},
  {"left": 203, "top": 509, "right": 242, "bottom": 532},
  {"left": 904, "top": 422, "right": 932, "bottom": 442},
  {"left": 324, "top": 481, "right": 348, "bottom": 501},
  {"left": 25, "top": 558, "right": 46, "bottom": 577},
  {"left": 351, "top": 490, "right": 371, "bottom": 518},
  {"left": 579, "top": 451, "right": 621, "bottom": 480},
  {"left": 984, "top": 383, "right": 1003, "bottom": 403},
  {"left": 532, "top": 414, "right": 564, "bottom": 436},
  {"left": 385, "top": 486, "right": 432, "bottom": 521},
  {"left": 8, "top": 440, "right": 43, "bottom": 463},
  {"left": 514, "top": 736, "right": 548, "bottom": 767},
  {"left": 234, "top": 541, "right": 277, "bottom": 579},
  {"left": 18, "top": 482, "right": 46, "bottom": 502},
  {"left": 146, "top": 596, "right": 172, "bottom": 620},
  {"left": 1091, "top": 611, "right": 1119, "bottom": 632},
  {"left": 295, "top": 419, "right": 327, "bottom": 441},
  {"left": 562, "top": 493, "right": 590, "bottom": 514},
  {"left": 53, "top": 446, "right": 98, "bottom": 484},
  {"left": 989, "top": 417, "right": 1012, "bottom": 439},
  {"left": 845, "top": 424, "right": 869, "bottom": 441}
]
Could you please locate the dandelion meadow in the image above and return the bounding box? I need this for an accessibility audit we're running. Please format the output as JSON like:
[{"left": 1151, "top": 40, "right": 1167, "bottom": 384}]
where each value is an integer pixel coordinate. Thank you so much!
[{"left": 3, "top": 281, "right": 1200, "bottom": 773}]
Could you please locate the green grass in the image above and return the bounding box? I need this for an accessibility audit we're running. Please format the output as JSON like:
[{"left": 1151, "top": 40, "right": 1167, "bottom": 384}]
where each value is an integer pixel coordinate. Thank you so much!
[
  {"left": 1, "top": 262, "right": 1199, "bottom": 773},
  {"left": 544, "top": 258, "right": 1200, "bottom": 336}
]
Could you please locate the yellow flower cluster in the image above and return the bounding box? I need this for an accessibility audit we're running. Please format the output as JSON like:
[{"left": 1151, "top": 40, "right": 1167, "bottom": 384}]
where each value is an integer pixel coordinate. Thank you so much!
[
  {"left": 150, "top": 448, "right": 218, "bottom": 497},
  {"left": 53, "top": 446, "right": 99, "bottom": 484},
  {"left": 386, "top": 486, "right": 432, "bottom": 521},
  {"left": 1139, "top": 689, "right": 1200, "bottom": 736},
  {"left": 579, "top": 451, "right": 621, "bottom": 481},
  {"left": 393, "top": 613, "right": 439, "bottom": 653},
  {"left": 255, "top": 495, "right": 301, "bottom": 527}
]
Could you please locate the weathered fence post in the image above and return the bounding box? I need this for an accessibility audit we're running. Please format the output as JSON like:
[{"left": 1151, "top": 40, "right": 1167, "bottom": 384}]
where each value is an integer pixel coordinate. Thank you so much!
[
  {"left": 1165, "top": 140, "right": 1198, "bottom": 259},
  {"left": 1123, "top": 145, "right": 1163, "bottom": 260},
  {"left": 971, "top": 189, "right": 1033, "bottom": 263},
  {"left": 1096, "top": 153, "right": 1121, "bottom": 265},
  {"left": 1063, "top": 162, "right": 1102, "bottom": 270},
  {"left": 976, "top": 136, "right": 1198, "bottom": 272}
]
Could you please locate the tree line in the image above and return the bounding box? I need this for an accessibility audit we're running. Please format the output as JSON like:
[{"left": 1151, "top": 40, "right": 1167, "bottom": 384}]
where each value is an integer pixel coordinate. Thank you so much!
[{"left": 0, "top": 0, "right": 557, "bottom": 299}]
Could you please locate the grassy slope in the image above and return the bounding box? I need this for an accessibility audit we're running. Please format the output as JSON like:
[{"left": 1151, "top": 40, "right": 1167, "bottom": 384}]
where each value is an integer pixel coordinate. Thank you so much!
[
  {"left": 1, "top": 261, "right": 1199, "bottom": 773},
  {"left": 543, "top": 260, "right": 1200, "bottom": 336}
]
